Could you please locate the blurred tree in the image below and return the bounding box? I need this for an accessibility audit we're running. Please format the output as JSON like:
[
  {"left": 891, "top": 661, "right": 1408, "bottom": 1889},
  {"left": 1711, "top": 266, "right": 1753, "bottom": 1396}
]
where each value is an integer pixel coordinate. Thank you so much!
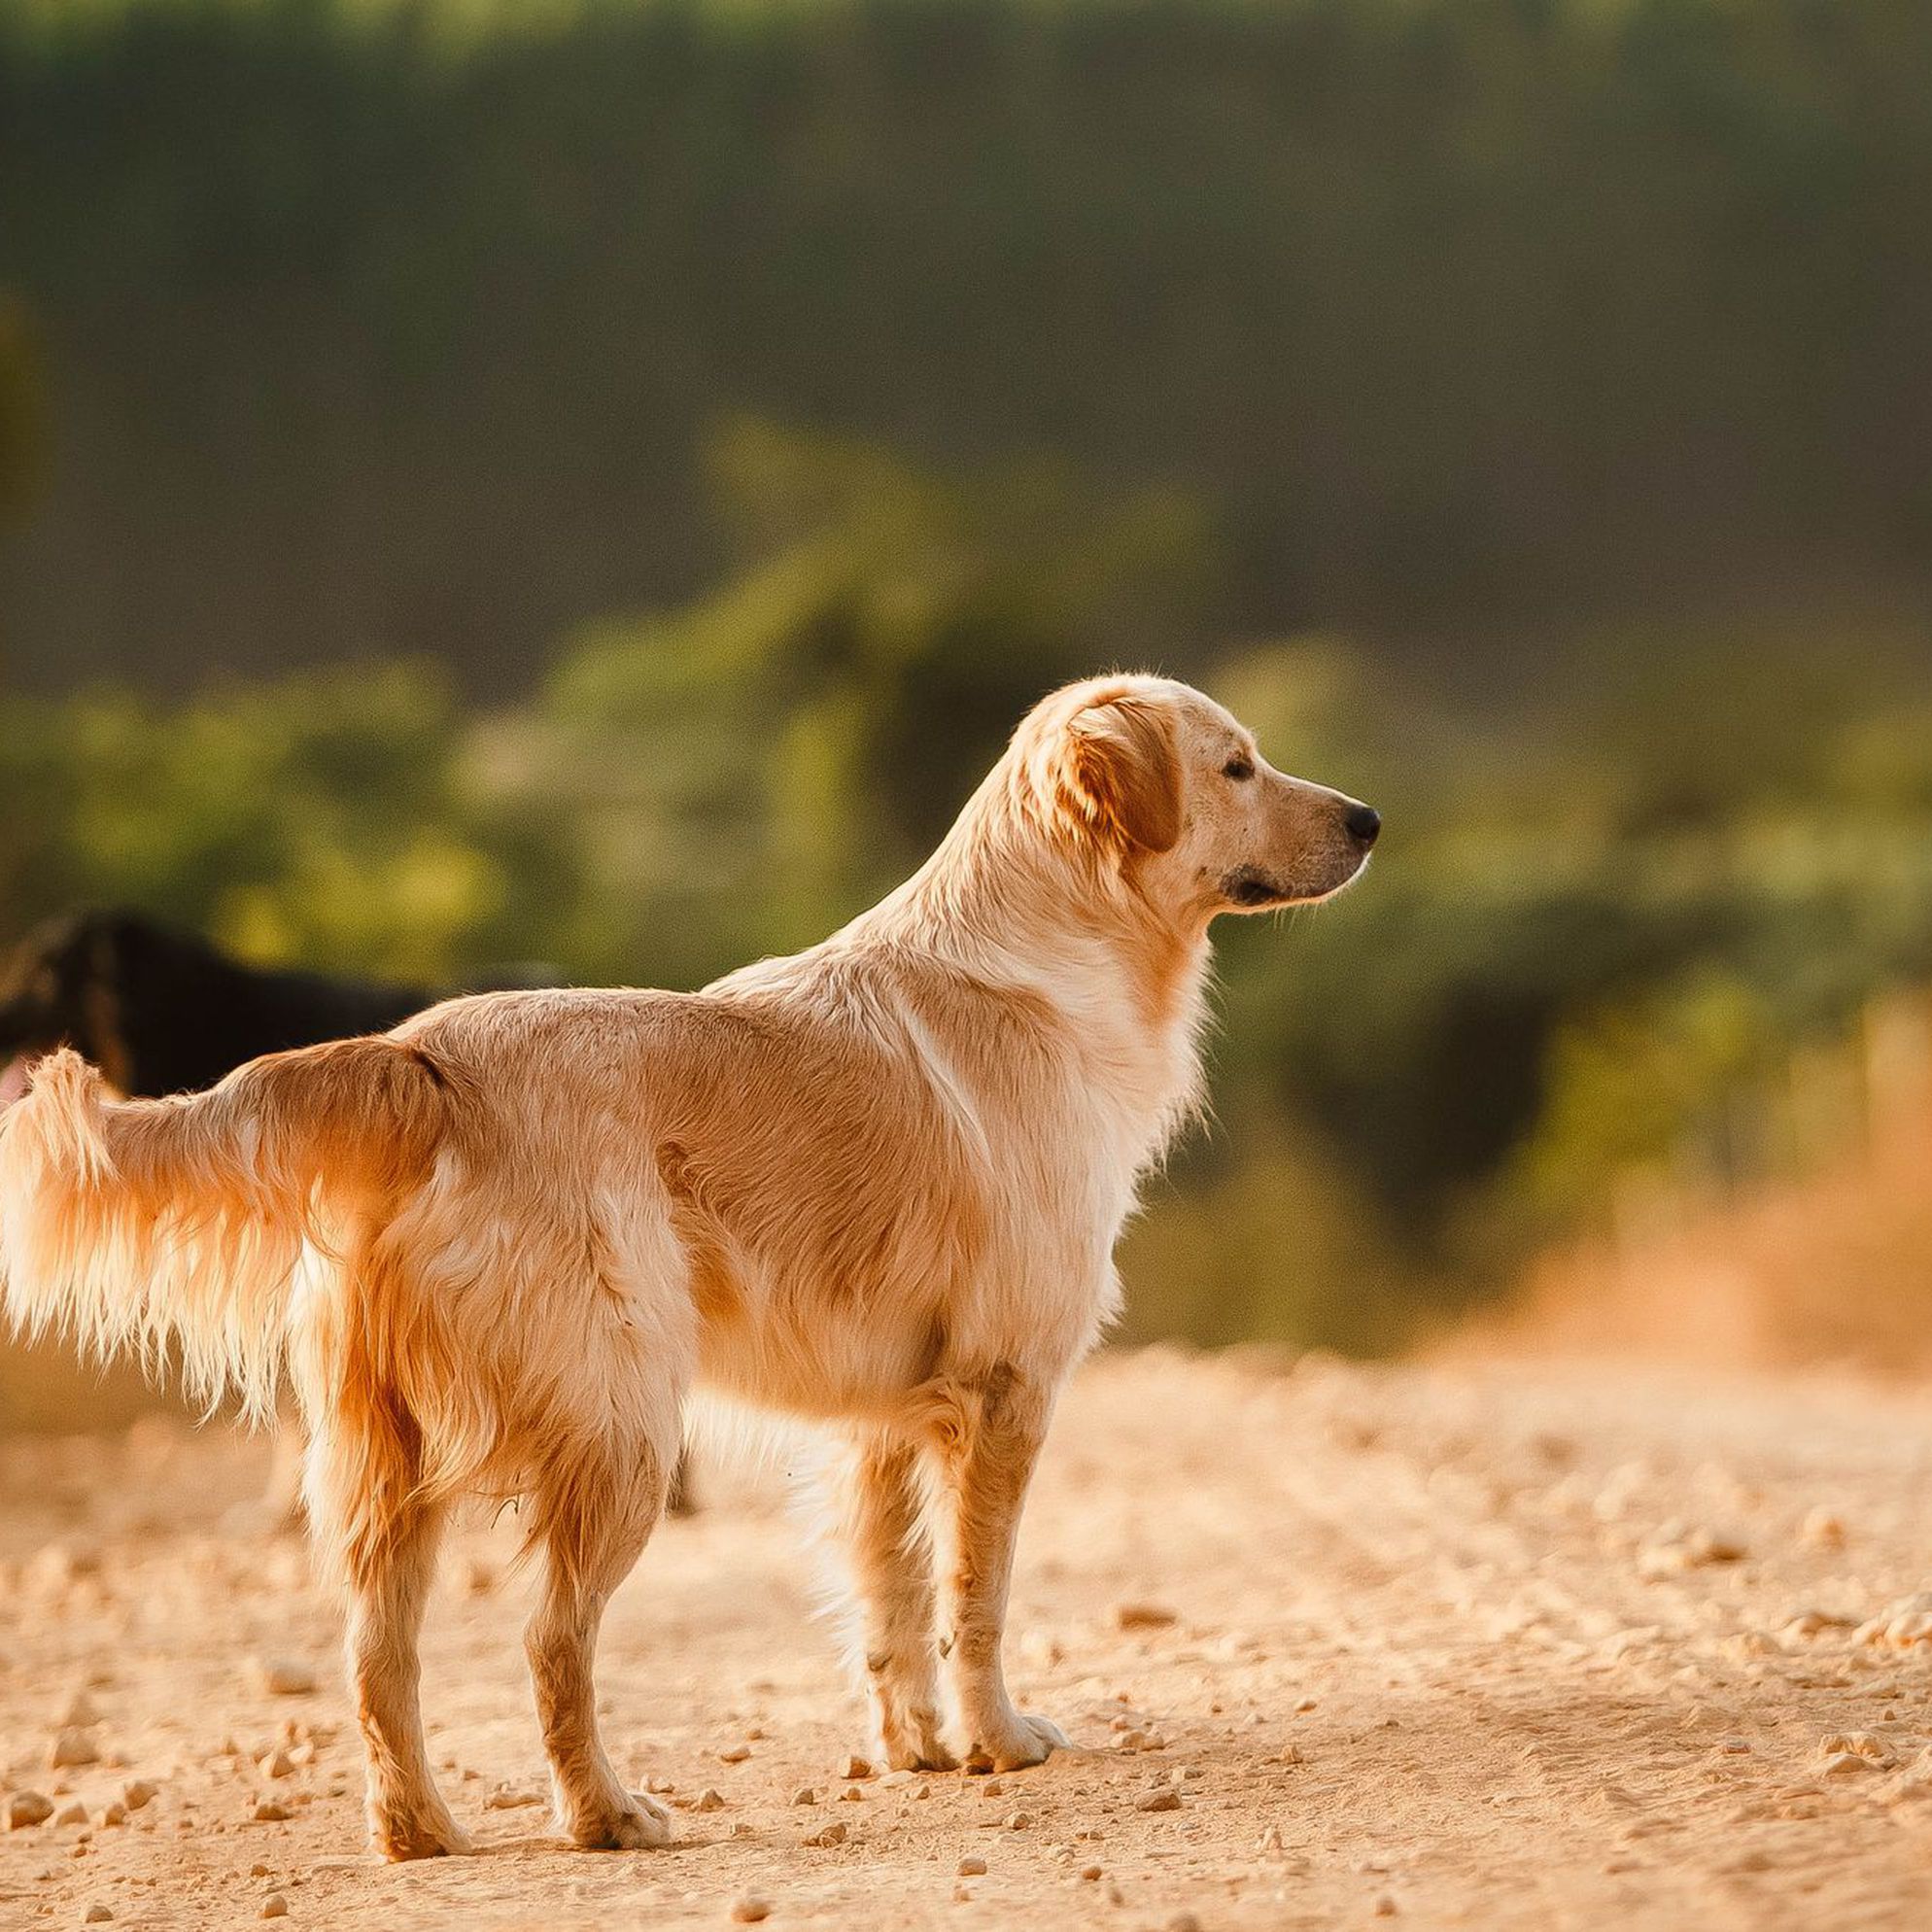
[
  {"left": 1511, "top": 970, "right": 1784, "bottom": 1222},
  {"left": 517, "top": 419, "right": 1213, "bottom": 982},
  {"left": 3, "top": 0, "right": 1930, "bottom": 692},
  {"left": 0, "top": 663, "right": 581, "bottom": 983}
]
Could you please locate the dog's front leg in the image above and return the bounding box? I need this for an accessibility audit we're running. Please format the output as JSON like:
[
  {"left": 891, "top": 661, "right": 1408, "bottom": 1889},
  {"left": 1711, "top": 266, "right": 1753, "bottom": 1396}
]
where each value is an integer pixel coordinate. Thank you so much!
[{"left": 936, "top": 1363, "right": 1070, "bottom": 1773}]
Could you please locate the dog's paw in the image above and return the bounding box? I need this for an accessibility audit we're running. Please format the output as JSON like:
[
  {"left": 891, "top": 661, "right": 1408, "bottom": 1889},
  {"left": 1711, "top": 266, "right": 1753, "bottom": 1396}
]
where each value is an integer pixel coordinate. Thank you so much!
[
  {"left": 964, "top": 1709, "right": 1071, "bottom": 1775},
  {"left": 879, "top": 1699, "right": 959, "bottom": 1773},
  {"left": 371, "top": 1804, "right": 474, "bottom": 1862},
  {"left": 569, "top": 1790, "right": 674, "bottom": 1851}
]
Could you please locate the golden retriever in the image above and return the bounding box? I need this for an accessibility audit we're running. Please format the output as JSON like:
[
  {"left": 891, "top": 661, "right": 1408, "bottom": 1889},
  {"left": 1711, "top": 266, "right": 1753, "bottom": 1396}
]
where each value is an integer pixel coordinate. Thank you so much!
[{"left": 0, "top": 673, "right": 1378, "bottom": 1860}]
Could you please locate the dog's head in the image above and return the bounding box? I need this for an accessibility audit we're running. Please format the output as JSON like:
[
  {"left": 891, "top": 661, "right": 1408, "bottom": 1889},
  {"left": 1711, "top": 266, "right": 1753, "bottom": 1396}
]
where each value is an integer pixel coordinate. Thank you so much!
[
  {"left": 1023, "top": 674, "right": 1378, "bottom": 925},
  {"left": 0, "top": 910, "right": 143, "bottom": 1102}
]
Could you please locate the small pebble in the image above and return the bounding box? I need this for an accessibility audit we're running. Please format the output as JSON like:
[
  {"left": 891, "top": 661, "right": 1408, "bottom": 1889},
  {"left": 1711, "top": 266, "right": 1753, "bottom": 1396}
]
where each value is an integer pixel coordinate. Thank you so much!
[
  {"left": 57, "top": 1692, "right": 102, "bottom": 1729},
  {"left": 844, "top": 1756, "right": 874, "bottom": 1780},
  {"left": 100, "top": 1804, "right": 125, "bottom": 1829},
  {"left": 1004, "top": 1810, "right": 1033, "bottom": 1830},
  {"left": 1820, "top": 1732, "right": 1893, "bottom": 1764},
  {"left": 1113, "top": 1603, "right": 1179, "bottom": 1630},
  {"left": 957, "top": 1856, "right": 987, "bottom": 1877},
  {"left": 54, "top": 1802, "right": 88, "bottom": 1828},
  {"left": 260, "top": 1898, "right": 289, "bottom": 1921},
  {"left": 728, "top": 1898, "right": 772, "bottom": 1924},
  {"left": 83, "top": 1910, "right": 113, "bottom": 1925},
  {"left": 254, "top": 1660, "right": 317, "bottom": 1698},
  {"left": 1080, "top": 1863, "right": 1103, "bottom": 1881},
  {"left": 252, "top": 1800, "right": 293, "bottom": 1823},
  {"left": 8, "top": 1791, "right": 55, "bottom": 1829},
  {"left": 1637, "top": 1527, "right": 1746, "bottom": 1577},
  {"left": 803, "top": 1821, "right": 846, "bottom": 1847},
  {"left": 49, "top": 1730, "right": 100, "bottom": 1771},
  {"left": 1801, "top": 1508, "right": 1846, "bottom": 1549},
  {"left": 696, "top": 1788, "right": 727, "bottom": 1811},
  {"left": 482, "top": 1786, "right": 543, "bottom": 1811},
  {"left": 718, "top": 1745, "right": 752, "bottom": 1765},
  {"left": 121, "top": 1781, "right": 157, "bottom": 1812},
  {"left": 259, "top": 1749, "right": 296, "bottom": 1780},
  {"left": 792, "top": 1786, "right": 816, "bottom": 1806},
  {"left": 25, "top": 1542, "right": 101, "bottom": 1593},
  {"left": 1136, "top": 1788, "right": 1183, "bottom": 1812}
]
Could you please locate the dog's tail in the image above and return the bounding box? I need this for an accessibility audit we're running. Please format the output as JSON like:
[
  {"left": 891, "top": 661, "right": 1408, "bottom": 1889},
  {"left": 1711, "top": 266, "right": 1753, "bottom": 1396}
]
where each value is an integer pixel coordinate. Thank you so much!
[{"left": 0, "top": 1038, "right": 455, "bottom": 1419}]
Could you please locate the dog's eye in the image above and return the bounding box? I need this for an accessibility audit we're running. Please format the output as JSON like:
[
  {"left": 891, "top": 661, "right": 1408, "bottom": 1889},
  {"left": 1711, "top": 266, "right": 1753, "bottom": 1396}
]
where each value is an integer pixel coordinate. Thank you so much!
[{"left": 1223, "top": 757, "right": 1255, "bottom": 781}]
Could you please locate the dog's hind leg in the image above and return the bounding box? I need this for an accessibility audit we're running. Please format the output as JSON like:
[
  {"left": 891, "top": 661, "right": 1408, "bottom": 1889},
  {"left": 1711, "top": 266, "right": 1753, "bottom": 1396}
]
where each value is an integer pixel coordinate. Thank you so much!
[
  {"left": 818, "top": 1430, "right": 956, "bottom": 1772},
  {"left": 306, "top": 1414, "right": 469, "bottom": 1861},
  {"left": 523, "top": 1420, "right": 675, "bottom": 1849}
]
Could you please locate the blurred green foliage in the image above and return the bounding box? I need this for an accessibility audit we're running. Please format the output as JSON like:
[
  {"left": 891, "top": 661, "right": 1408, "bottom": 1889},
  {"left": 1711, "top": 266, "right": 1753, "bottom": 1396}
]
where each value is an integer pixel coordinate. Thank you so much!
[
  {"left": 0, "top": 662, "right": 579, "bottom": 983},
  {"left": 518, "top": 419, "right": 1212, "bottom": 982},
  {"left": 8, "top": 422, "right": 1932, "bottom": 1351}
]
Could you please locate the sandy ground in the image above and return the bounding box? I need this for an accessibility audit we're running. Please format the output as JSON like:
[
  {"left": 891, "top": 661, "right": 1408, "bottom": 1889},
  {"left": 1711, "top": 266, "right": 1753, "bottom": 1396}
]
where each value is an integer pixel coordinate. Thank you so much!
[{"left": 4, "top": 1349, "right": 1932, "bottom": 1932}]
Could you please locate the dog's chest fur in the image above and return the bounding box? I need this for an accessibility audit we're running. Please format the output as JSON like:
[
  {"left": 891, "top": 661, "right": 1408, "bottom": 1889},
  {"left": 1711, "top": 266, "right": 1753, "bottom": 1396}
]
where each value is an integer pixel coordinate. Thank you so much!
[{"left": 641, "top": 932, "right": 1210, "bottom": 1417}]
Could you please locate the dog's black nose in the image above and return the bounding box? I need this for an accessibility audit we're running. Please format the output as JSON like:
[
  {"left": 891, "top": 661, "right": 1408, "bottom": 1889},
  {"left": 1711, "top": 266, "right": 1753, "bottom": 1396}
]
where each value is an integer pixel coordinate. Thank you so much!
[{"left": 1345, "top": 803, "right": 1381, "bottom": 847}]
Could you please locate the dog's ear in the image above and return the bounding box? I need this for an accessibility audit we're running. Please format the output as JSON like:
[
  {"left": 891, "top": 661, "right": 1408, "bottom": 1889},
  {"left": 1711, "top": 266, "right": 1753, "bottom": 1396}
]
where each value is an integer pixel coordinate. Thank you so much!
[{"left": 1058, "top": 694, "right": 1184, "bottom": 855}]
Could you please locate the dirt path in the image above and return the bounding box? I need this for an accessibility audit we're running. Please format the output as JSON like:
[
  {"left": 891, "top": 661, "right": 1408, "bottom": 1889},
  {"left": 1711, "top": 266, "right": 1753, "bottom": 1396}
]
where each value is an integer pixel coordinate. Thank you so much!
[{"left": 4, "top": 1349, "right": 1932, "bottom": 1930}]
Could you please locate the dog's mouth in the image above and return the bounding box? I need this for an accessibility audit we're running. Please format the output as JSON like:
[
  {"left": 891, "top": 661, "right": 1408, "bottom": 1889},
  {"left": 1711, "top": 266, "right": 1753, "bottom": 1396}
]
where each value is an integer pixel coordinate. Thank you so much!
[
  {"left": 1222, "top": 868, "right": 1292, "bottom": 909},
  {"left": 1220, "top": 856, "right": 1369, "bottom": 911}
]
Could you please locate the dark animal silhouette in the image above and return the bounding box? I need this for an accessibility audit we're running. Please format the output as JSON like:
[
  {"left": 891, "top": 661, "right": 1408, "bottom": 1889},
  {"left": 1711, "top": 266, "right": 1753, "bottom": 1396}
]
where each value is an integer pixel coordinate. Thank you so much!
[
  {"left": 0, "top": 908, "right": 697, "bottom": 1512},
  {"left": 0, "top": 909, "right": 457, "bottom": 1102}
]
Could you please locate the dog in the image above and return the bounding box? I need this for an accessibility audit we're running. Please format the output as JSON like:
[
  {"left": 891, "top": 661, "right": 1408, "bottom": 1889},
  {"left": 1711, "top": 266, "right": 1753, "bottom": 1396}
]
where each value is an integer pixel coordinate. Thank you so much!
[
  {"left": 0, "top": 909, "right": 443, "bottom": 1106},
  {"left": 0, "top": 673, "right": 1378, "bottom": 1860}
]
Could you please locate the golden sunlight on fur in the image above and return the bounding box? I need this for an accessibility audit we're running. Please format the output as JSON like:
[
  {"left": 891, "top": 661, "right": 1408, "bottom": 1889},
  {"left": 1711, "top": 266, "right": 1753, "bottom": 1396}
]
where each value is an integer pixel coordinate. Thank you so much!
[{"left": 0, "top": 673, "right": 1377, "bottom": 1860}]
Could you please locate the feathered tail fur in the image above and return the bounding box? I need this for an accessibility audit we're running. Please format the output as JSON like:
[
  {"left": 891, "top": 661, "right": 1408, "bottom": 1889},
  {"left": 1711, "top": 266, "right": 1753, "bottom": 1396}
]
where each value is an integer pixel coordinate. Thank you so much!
[{"left": 0, "top": 1037, "right": 454, "bottom": 1419}]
